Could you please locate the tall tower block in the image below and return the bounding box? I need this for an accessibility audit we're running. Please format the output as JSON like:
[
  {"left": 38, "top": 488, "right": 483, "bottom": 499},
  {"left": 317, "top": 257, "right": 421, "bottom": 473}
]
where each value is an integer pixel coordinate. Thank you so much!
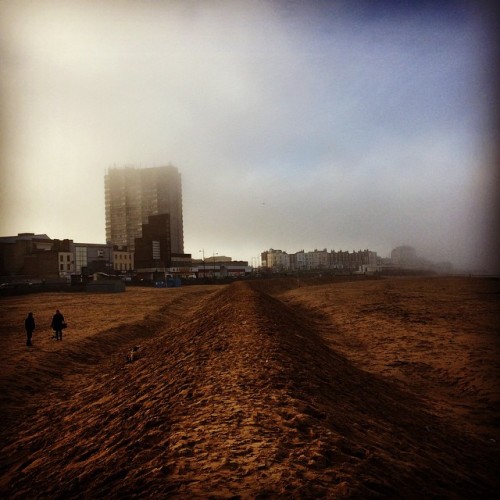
[{"left": 105, "top": 165, "right": 184, "bottom": 254}]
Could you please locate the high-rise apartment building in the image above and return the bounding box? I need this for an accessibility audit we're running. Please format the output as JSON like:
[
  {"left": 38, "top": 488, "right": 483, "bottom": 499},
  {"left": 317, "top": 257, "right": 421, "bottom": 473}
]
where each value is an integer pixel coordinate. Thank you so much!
[{"left": 104, "top": 165, "right": 184, "bottom": 253}]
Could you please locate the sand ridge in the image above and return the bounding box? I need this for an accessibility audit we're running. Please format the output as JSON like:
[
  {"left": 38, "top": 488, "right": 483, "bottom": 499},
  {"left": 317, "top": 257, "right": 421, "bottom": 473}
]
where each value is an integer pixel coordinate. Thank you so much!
[{"left": 0, "top": 277, "right": 498, "bottom": 498}]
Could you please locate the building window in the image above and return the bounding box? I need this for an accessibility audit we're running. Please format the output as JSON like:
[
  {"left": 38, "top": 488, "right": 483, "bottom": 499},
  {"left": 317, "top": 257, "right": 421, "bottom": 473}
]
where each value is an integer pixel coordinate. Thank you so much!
[
  {"left": 152, "top": 241, "right": 161, "bottom": 260},
  {"left": 75, "top": 247, "right": 88, "bottom": 273},
  {"left": 60, "top": 264, "right": 64, "bottom": 271}
]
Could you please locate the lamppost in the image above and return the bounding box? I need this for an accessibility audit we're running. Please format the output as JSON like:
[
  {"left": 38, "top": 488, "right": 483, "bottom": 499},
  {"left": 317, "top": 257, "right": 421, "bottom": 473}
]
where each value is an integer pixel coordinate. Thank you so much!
[{"left": 199, "top": 249, "right": 205, "bottom": 279}]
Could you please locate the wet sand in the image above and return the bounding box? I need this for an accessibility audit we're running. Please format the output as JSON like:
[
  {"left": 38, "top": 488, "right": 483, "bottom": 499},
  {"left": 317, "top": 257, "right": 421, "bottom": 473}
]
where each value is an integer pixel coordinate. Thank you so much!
[{"left": 0, "top": 276, "right": 498, "bottom": 498}]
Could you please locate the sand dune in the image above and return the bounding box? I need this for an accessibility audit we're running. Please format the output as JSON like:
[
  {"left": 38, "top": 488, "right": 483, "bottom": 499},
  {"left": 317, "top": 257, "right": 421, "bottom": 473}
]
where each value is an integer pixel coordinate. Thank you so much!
[{"left": 0, "top": 276, "right": 498, "bottom": 498}]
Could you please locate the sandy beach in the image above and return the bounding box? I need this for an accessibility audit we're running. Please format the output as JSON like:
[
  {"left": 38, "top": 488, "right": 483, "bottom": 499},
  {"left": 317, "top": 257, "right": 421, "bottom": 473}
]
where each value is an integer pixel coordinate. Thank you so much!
[{"left": 1, "top": 275, "right": 498, "bottom": 498}]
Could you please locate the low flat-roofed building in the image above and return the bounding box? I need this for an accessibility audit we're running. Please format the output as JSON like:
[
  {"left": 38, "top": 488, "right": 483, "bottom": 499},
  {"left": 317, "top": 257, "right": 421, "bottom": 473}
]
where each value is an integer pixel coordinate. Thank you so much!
[{"left": 74, "top": 242, "right": 114, "bottom": 276}]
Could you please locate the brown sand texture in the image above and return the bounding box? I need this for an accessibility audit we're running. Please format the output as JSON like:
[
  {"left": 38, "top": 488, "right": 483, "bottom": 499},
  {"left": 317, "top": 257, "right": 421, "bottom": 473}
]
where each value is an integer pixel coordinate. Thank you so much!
[{"left": 0, "top": 276, "right": 499, "bottom": 498}]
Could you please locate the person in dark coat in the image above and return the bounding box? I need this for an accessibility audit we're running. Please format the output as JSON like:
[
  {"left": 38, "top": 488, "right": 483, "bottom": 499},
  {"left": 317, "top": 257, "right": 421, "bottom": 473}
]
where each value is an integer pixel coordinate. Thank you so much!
[
  {"left": 24, "top": 312, "right": 35, "bottom": 346},
  {"left": 51, "top": 309, "right": 65, "bottom": 341}
]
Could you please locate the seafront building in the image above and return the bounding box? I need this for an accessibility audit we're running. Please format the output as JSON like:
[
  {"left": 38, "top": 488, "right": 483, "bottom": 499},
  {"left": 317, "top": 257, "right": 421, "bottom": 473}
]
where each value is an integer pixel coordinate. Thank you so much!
[
  {"left": 1, "top": 164, "right": 450, "bottom": 282},
  {"left": 0, "top": 231, "right": 251, "bottom": 283},
  {"left": 261, "top": 248, "right": 378, "bottom": 273},
  {"left": 0, "top": 233, "right": 133, "bottom": 280},
  {"left": 261, "top": 246, "right": 452, "bottom": 274},
  {"left": 0, "top": 232, "right": 449, "bottom": 282},
  {"left": 104, "top": 165, "right": 184, "bottom": 254}
]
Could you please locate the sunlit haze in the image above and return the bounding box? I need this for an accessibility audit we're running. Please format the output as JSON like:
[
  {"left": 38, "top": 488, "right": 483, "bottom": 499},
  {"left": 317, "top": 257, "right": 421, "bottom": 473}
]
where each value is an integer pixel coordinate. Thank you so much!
[{"left": 0, "top": 0, "right": 497, "bottom": 271}]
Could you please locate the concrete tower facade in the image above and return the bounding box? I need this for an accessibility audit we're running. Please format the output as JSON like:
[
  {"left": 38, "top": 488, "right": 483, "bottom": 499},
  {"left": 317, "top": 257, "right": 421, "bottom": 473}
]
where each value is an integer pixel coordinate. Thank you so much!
[{"left": 105, "top": 165, "right": 184, "bottom": 253}]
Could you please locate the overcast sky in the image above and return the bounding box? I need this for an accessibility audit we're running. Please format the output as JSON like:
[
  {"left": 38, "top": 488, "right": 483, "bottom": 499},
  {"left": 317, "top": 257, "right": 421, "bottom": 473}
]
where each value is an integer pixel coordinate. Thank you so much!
[{"left": 0, "top": 0, "right": 497, "bottom": 271}]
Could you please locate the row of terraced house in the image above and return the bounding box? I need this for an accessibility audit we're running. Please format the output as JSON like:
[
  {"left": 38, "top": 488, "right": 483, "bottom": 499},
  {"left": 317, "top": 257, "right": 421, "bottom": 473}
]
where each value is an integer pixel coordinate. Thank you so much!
[
  {"left": 261, "top": 248, "right": 379, "bottom": 273},
  {"left": 261, "top": 246, "right": 454, "bottom": 274}
]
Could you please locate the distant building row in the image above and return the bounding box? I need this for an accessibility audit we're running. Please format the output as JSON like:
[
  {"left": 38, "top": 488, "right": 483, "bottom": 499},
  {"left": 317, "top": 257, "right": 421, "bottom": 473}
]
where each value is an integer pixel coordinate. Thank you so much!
[
  {"left": 261, "top": 246, "right": 453, "bottom": 274},
  {"left": 0, "top": 231, "right": 250, "bottom": 281},
  {"left": 261, "top": 248, "right": 378, "bottom": 272},
  {"left": 0, "top": 233, "right": 134, "bottom": 279}
]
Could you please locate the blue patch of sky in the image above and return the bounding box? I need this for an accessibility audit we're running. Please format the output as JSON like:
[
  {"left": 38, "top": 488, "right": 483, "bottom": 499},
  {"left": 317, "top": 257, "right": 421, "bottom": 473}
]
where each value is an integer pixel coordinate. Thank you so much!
[{"left": 264, "top": 0, "right": 487, "bottom": 176}]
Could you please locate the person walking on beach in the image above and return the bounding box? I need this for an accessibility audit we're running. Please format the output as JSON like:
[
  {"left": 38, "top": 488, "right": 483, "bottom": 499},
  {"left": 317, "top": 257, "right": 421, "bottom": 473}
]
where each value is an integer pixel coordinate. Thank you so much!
[
  {"left": 51, "top": 309, "right": 65, "bottom": 341},
  {"left": 24, "top": 312, "right": 35, "bottom": 346}
]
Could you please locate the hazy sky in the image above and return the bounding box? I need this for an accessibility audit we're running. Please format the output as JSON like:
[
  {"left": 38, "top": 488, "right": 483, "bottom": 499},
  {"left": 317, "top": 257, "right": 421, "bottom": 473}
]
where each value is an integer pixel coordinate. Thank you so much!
[{"left": 0, "top": 1, "right": 497, "bottom": 270}]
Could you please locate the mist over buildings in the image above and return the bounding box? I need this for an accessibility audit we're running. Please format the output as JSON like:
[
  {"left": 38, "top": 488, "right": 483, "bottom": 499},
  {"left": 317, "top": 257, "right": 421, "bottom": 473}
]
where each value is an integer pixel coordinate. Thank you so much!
[{"left": 0, "top": 1, "right": 498, "bottom": 272}]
